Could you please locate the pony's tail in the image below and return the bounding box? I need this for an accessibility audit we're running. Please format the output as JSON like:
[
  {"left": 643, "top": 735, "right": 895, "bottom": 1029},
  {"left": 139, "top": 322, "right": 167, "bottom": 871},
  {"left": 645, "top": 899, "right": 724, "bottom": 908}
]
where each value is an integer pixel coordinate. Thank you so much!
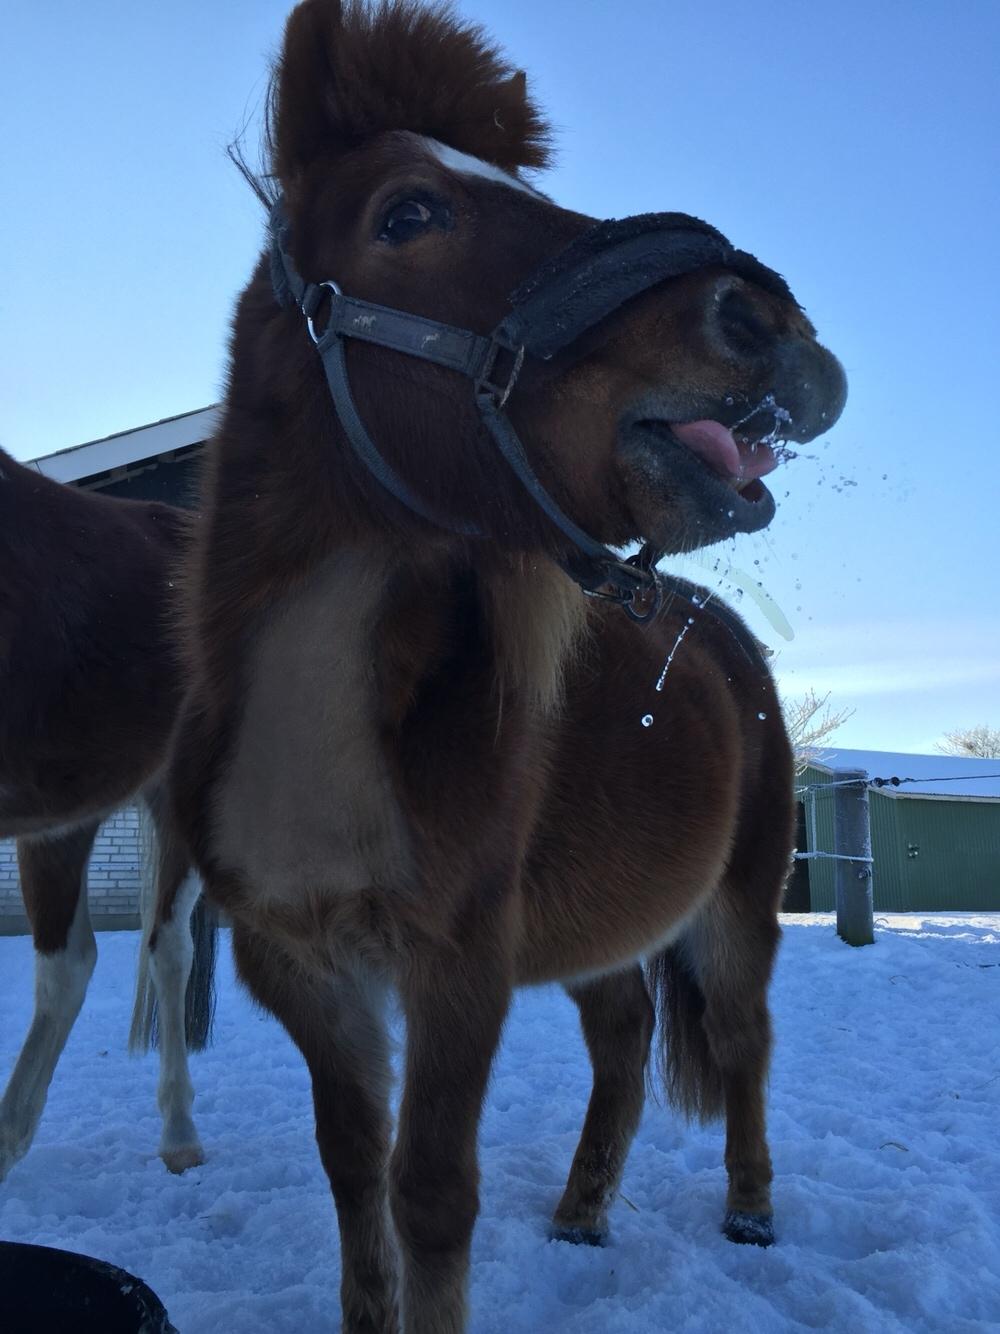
[
  {"left": 129, "top": 805, "right": 217, "bottom": 1054},
  {"left": 184, "top": 894, "right": 218, "bottom": 1051},
  {"left": 645, "top": 943, "right": 725, "bottom": 1123}
]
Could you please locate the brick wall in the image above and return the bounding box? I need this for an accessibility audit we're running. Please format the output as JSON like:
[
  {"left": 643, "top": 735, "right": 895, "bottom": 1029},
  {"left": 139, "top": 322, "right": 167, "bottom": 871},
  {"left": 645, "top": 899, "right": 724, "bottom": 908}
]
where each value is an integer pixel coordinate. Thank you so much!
[{"left": 0, "top": 806, "right": 143, "bottom": 934}]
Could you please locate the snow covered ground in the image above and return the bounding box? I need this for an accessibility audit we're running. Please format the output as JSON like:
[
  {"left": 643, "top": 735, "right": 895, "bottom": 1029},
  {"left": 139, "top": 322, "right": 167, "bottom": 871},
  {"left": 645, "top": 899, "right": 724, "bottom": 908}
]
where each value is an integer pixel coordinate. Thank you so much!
[{"left": 2, "top": 914, "right": 999, "bottom": 1332}]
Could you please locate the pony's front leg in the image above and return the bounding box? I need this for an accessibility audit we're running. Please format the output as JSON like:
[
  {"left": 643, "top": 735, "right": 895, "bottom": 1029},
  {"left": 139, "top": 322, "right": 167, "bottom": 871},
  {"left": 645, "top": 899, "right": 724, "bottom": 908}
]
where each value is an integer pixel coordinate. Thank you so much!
[
  {"left": 232, "top": 924, "right": 399, "bottom": 1334},
  {"left": 392, "top": 945, "right": 511, "bottom": 1334}
]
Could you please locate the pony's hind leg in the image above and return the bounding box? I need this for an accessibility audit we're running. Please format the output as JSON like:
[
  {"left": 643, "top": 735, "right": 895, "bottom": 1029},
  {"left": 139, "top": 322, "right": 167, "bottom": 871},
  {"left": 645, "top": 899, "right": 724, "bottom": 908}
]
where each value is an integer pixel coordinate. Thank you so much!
[
  {"left": 148, "top": 868, "right": 204, "bottom": 1173},
  {"left": 551, "top": 966, "right": 654, "bottom": 1245},
  {"left": 131, "top": 786, "right": 213, "bottom": 1173},
  {"left": 232, "top": 923, "right": 399, "bottom": 1334},
  {"left": 651, "top": 885, "right": 781, "bottom": 1246},
  {"left": 130, "top": 784, "right": 208, "bottom": 1173},
  {"left": 0, "top": 822, "right": 99, "bottom": 1182}
]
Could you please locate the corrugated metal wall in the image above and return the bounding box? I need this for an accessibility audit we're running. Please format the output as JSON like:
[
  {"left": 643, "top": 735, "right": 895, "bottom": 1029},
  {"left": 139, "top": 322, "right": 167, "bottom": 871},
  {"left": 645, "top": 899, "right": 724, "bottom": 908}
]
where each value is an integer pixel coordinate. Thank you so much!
[{"left": 799, "top": 766, "right": 1000, "bottom": 910}]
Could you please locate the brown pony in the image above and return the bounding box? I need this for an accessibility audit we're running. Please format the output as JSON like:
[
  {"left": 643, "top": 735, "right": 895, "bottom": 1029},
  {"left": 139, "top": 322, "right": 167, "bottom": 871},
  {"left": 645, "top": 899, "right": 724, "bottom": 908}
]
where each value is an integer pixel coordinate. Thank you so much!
[
  {"left": 153, "top": 2, "right": 847, "bottom": 1329},
  {"left": 0, "top": 446, "right": 213, "bottom": 1181}
]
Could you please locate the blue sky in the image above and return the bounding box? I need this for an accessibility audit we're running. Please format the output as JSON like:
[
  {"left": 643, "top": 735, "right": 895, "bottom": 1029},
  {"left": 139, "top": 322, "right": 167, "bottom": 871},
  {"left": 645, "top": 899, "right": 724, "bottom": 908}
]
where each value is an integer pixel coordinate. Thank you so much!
[{"left": 4, "top": 0, "right": 998, "bottom": 753}]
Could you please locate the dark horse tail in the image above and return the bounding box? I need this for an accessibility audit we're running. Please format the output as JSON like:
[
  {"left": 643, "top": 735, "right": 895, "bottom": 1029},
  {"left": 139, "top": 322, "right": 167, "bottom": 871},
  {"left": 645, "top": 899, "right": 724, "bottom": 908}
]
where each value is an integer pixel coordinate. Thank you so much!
[
  {"left": 646, "top": 944, "right": 725, "bottom": 1122},
  {"left": 180, "top": 895, "right": 217, "bottom": 1051}
]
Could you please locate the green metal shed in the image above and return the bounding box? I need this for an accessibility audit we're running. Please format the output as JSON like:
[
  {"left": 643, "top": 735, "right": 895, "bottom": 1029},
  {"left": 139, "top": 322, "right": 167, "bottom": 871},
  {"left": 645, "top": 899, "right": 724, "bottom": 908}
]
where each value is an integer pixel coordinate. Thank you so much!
[{"left": 796, "top": 749, "right": 1000, "bottom": 912}]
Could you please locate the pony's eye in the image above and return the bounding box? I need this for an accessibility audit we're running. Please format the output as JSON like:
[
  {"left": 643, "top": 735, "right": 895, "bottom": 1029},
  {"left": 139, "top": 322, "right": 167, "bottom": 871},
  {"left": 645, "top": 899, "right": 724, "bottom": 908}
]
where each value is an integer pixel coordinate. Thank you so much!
[{"left": 377, "top": 197, "right": 451, "bottom": 244}]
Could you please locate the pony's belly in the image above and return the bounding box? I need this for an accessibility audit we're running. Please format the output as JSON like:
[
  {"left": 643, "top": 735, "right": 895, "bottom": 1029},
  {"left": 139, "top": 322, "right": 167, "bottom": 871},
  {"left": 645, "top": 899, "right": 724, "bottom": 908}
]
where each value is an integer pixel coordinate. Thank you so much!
[
  {"left": 514, "top": 882, "right": 714, "bottom": 987},
  {"left": 210, "top": 554, "right": 413, "bottom": 918},
  {"left": 515, "top": 815, "right": 732, "bottom": 987}
]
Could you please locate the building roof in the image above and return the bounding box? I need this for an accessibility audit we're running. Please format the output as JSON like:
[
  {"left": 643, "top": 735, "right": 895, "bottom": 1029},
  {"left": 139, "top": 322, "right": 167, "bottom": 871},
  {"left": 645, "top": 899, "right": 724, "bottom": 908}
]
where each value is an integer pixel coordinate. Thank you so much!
[
  {"left": 28, "top": 406, "right": 218, "bottom": 485},
  {"left": 807, "top": 749, "right": 1000, "bottom": 800}
]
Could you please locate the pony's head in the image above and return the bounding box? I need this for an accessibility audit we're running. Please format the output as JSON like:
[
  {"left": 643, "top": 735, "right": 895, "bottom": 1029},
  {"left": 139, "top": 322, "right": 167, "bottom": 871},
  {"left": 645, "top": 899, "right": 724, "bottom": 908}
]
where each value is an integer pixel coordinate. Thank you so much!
[{"left": 241, "top": 0, "right": 845, "bottom": 568}]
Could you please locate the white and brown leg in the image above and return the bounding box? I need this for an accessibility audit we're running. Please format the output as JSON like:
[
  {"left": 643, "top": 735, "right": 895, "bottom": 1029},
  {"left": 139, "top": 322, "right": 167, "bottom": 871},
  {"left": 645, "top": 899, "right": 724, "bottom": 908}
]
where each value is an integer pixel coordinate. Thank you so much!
[
  {"left": 0, "top": 822, "right": 99, "bottom": 1182},
  {"left": 391, "top": 946, "right": 511, "bottom": 1334},
  {"left": 233, "top": 923, "right": 399, "bottom": 1334},
  {"left": 148, "top": 865, "right": 204, "bottom": 1173},
  {"left": 552, "top": 965, "right": 654, "bottom": 1245}
]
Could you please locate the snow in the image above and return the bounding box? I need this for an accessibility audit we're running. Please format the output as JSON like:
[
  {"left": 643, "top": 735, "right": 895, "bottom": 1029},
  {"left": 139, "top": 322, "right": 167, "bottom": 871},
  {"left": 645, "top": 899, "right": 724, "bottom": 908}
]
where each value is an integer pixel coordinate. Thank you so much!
[{"left": 2, "top": 915, "right": 999, "bottom": 1332}]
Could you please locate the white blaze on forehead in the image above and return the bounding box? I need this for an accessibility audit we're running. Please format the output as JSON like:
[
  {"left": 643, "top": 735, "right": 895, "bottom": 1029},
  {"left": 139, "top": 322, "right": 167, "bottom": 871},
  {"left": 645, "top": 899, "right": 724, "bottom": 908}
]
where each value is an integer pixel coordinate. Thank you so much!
[{"left": 421, "top": 138, "right": 541, "bottom": 198}]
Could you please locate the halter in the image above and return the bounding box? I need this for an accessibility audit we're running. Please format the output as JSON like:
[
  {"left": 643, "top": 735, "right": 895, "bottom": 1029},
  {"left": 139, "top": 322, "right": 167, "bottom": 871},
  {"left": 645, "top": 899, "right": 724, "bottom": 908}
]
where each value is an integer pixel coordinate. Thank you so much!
[{"left": 269, "top": 197, "right": 796, "bottom": 623}]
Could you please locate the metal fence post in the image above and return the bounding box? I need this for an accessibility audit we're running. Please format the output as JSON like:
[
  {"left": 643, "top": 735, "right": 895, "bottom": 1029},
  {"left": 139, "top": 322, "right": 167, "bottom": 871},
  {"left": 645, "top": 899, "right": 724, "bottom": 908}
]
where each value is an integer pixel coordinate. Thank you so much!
[{"left": 833, "top": 768, "right": 874, "bottom": 946}]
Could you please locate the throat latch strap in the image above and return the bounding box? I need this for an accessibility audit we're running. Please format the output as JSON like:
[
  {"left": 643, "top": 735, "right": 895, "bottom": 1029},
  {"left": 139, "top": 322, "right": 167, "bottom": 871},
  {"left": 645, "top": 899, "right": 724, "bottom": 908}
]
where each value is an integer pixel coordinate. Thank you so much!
[{"left": 317, "top": 330, "right": 484, "bottom": 536}]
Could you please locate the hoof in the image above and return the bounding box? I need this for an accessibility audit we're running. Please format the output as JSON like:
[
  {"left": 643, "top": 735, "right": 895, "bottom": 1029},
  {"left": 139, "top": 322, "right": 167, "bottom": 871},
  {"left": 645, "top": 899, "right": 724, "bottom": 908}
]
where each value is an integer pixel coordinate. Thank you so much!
[
  {"left": 549, "top": 1225, "right": 608, "bottom": 1247},
  {"left": 161, "top": 1143, "right": 205, "bottom": 1174},
  {"left": 723, "top": 1210, "right": 774, "bottom": 1247}
]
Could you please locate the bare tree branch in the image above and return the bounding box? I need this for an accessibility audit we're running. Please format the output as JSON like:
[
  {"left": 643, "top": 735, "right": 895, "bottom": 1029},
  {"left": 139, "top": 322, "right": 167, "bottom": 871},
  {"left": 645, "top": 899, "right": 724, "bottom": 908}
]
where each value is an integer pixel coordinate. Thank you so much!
[
  {"left": 936, "top": 724, "right": 1000, "bottom": 759},
  {"left": 781, "top": 689, "right": 855, "bottom": 774}
]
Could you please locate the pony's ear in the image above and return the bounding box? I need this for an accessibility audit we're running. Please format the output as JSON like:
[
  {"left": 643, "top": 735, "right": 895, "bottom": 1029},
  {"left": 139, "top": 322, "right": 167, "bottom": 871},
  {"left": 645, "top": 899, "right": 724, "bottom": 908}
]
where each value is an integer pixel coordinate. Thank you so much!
[
  {"left": 273, "top": 0, "right": 346, "bottom": 190},
  {"left": 506, "top": 71, "right": 527, "bottom": 101},
  {"left": 271, "top": 0, "right": 552, "bottom": 191},
  {"left": 486, "top": 70, "right": 547, "bottom": 169}
]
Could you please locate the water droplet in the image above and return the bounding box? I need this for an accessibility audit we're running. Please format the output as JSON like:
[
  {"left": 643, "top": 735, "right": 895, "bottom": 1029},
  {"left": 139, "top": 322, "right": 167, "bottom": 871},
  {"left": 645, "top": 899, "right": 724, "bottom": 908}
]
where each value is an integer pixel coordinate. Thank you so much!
[
  {"left": 641, "top": 714, "right": 654, "bottom": 728},
  {"left": 757, "top": 711, "right": 767, "bottom": 720}
]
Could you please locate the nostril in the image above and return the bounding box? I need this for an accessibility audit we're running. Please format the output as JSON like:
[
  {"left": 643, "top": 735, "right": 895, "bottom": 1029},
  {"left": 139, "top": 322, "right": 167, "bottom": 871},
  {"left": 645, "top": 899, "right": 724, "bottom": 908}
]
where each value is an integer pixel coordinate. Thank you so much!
[{"left": 715, "top": 285, "right": 772, "bottom": 355}]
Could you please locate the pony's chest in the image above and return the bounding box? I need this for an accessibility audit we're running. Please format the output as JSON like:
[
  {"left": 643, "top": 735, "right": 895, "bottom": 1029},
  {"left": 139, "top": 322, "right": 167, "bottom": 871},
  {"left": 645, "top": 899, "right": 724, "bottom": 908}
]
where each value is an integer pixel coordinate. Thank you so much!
[{"left": 211, "top": 556, "right": 412, "bottom": 908}]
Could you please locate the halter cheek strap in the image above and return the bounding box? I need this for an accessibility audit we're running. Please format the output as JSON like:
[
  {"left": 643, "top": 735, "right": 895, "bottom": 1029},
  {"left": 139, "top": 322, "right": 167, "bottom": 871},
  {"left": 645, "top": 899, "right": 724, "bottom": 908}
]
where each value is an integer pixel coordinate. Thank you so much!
[{"left": 267, "top": 198, "right": 796, "bottom": 623}]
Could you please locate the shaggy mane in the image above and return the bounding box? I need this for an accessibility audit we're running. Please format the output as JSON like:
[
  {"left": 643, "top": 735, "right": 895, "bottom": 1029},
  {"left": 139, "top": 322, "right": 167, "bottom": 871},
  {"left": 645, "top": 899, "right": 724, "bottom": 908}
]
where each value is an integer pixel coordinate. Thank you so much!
[{"left": 235, "top": 0, "right": 553, "bottom": 203}]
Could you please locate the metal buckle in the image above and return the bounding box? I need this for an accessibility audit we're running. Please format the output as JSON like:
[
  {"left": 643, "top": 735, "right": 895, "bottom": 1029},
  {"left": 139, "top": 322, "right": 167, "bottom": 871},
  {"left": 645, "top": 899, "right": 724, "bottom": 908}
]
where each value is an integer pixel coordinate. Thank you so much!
[
  {"left": 578, "top": 557, "right": 663, "bottom": 624},
  {"left": 306, "top": 280, "right": 344, "bottom": 344},
  {"left": 622, "top": 571, "right": 664, "bottom": 623},
  {"left": 475, "top": 338, "right": 525, "bottom": 408},
  {"left": 621, "top": 545, "right": 664, "bottom": 623}
]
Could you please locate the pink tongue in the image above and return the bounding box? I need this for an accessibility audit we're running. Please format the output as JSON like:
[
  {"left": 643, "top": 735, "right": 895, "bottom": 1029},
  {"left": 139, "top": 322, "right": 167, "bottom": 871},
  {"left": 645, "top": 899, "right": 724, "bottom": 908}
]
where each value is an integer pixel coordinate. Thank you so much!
[{"left": 669, "top": 420, "right": 777, "bottom": 483}]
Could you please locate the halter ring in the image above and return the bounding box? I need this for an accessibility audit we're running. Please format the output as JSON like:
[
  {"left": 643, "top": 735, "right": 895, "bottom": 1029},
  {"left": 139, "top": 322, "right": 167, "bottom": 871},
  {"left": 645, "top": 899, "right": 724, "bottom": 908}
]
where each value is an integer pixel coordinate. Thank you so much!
[{"left": 306, "top": 281, "right": 344, "bottom": 345}]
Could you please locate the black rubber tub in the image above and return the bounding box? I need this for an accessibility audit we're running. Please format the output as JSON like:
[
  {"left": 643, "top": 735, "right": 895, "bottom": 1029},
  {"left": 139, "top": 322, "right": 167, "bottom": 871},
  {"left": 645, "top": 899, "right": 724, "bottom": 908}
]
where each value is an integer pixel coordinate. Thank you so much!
[{"left": 0, "top": 1241, "right": 177, "bottom": 1333}]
